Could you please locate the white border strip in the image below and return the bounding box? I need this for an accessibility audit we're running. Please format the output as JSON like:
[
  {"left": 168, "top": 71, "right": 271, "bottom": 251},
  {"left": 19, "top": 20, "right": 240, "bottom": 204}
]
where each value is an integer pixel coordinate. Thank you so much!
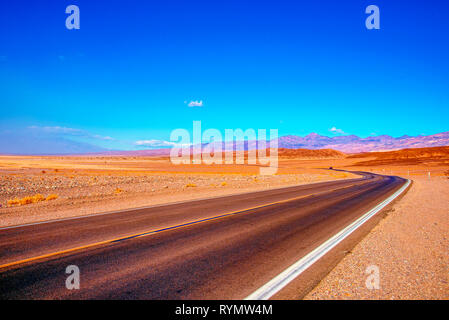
[{"left": 245, "top": 179, "right": 411, "bottom": 300}]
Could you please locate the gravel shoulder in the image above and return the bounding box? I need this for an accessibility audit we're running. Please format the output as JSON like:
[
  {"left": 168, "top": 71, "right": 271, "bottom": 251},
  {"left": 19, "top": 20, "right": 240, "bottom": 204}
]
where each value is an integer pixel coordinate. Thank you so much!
[{"left": 305, "top": 176, "right": 449, "bottom": 300}]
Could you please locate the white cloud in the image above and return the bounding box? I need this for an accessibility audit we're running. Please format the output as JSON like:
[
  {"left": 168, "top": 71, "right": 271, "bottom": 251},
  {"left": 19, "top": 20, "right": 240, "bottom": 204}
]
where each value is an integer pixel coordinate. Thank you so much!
[
  {"left": 28, "top": 126, "right": 115, "bottom": 141},
  {"left": 134, "top": 140, "right": 178, "bottom": 148},
  {"left": 187, "top": 100, "right": 203, "bottom": 107},
  {"left": 29, "top": 126, "right": 83, "bottom": 135},
  {"left": 134, "top": 139, "right": 193, "bottom": 149},
  {"left": 329, "top": 127, "right": 346, "bottom": 135},
  {"left": 93, "top": 135, "right": 114, "bottom": 141}
]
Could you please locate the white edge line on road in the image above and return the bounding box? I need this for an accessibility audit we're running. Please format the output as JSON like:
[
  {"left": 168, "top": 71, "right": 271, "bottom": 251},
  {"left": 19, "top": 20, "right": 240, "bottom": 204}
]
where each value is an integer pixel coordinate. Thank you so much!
[{"left": 244, "top": 179, "right": 411, "bottom": 300}]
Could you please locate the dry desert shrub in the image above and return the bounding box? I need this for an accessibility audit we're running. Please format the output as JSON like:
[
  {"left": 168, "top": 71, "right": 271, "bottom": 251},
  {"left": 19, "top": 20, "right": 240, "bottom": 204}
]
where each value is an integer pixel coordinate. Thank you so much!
[
  {"left": 185, "top": 183, "right": 197, "bottom": 188},
  {"left": 46, "top": 194, "right": 58, "bottom": 201},
  {"left": 7, "top": 194, "right": 45, "bottom": 206}
]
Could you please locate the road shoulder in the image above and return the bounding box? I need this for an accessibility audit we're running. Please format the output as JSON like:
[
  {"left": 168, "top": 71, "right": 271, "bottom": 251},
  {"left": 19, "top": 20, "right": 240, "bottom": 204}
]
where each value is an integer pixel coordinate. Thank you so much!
[{"left": 305, "top": 176, "right": 449, "bottom": 300}]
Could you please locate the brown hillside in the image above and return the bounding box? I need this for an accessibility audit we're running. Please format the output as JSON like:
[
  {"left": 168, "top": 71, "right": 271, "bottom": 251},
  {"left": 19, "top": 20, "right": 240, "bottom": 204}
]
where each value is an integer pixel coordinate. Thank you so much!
[
  {"left": 163, "top": 148, "right": 346, "bottom": 160},
  {"left": 348, "top": 146, "right": 449, "bottom": 166},
  {"left": 277, "top": 148, "right": 346, "bottom": 159}
]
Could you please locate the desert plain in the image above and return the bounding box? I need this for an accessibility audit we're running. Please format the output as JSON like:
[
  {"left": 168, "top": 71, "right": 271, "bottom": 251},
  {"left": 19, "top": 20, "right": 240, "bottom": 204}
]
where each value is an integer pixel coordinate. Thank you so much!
[{"left": 0, "top": 146, "right": 448, "bottom": 299}]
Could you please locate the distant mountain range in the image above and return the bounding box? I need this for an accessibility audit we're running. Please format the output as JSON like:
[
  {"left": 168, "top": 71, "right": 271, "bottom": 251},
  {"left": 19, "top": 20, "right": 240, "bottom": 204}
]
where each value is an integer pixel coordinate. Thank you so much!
[
  {"left": 99, "top": 131, "right": 449, "bottom": 156},
  {"left": 276, "top": 131, "right": 449, "bottom": 153},
  {"left": 4, "top": 131, "right": 447, "bottom": 156}
]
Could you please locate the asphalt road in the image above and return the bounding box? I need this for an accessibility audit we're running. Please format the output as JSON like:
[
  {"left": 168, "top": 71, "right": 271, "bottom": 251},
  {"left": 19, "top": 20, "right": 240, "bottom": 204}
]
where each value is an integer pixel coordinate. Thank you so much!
[{"left": 0, "top": 172, "right": 407, "bottom": 299}]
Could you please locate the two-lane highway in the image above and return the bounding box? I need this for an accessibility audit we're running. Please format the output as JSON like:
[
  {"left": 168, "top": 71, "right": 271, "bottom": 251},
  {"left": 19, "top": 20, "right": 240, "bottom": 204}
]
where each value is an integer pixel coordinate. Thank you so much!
[{"left": 0, "top": 172, "right": 408, "bottom": 299}]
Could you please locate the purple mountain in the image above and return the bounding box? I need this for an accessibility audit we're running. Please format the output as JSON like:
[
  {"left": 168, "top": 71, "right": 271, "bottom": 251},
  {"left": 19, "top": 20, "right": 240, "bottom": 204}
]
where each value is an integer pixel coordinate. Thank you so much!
[
  {"left": 98, "top": 131, "right": 449, "bottom": 156},
  {"left": 277, "top": 131, "right": 449, "bottom": 153}
]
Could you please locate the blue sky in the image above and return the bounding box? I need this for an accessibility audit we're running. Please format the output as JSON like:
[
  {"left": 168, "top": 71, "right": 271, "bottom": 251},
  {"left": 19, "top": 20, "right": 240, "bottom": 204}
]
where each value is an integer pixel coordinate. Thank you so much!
[{"left": 1, "top": 0, "right": 448, "bottom": 153}]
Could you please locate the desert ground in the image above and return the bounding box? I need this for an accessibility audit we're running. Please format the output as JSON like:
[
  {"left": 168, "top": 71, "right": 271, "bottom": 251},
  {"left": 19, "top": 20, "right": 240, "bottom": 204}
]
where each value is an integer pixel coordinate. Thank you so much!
[{"left": 0, "top": 147, "right": 448, "bottom": 299}]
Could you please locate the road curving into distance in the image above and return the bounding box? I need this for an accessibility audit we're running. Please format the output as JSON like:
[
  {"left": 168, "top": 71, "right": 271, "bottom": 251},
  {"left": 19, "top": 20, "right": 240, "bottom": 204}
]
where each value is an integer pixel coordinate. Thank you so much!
[{"left": 0, "top": 171, "right": 409, "bottom": 299}]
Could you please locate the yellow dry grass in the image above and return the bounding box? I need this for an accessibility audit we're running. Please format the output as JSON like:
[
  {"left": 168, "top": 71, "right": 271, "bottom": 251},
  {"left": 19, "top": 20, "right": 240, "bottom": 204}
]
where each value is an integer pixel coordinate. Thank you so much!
[
  {"left": 46, "top": 194, "right": 58, "bottom": 201},
  {"left": 185, "top": 183, "right": 197, "bottom": 188},
  {"left": 7, "top": 194, "right": 45, "bottom": 206}
]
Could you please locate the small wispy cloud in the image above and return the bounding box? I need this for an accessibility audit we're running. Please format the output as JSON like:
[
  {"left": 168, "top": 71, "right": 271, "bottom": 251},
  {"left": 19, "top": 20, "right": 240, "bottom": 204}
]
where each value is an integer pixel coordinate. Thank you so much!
[
  {"left": 29, "top": 126, "right": 82, "bottom": 135},
  {"left": 187, "top": 100, "right": 203, "bottom": 107},
  {"left": 329, "top": 127, "right": 346, "bottom": 135},
  {"left": 134, "top": 140, "right": 179, "bottom": 148},
  {"left": 92, "top": 134, "right": 114, "bottom": 141},
  {"left": 28, "top": 126, "right": 115, "bottom": 141}
]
